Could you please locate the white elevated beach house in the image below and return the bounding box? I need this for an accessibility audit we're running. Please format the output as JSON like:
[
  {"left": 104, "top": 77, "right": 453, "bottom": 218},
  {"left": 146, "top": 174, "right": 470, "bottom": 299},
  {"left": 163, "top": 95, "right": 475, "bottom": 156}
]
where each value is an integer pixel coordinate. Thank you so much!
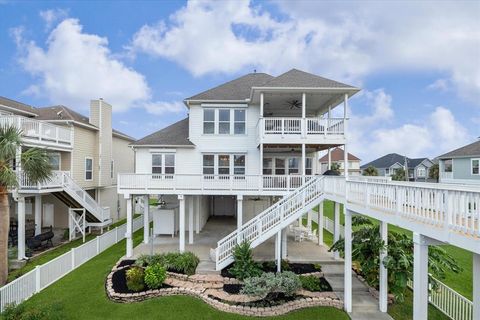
[
  {"left": 0, "top": 97, "right": 134, "bottom": 261},
  {"left": 118, "top": 69, "right": 480, "bottom": 319}
]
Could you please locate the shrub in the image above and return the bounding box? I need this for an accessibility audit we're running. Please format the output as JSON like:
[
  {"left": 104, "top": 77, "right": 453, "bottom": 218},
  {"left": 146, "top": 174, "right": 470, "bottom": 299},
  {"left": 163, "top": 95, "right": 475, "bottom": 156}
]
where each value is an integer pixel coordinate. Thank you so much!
[
  {"left": 299, "top": 275, "right": 321, "bottom": 291},
  {"left": 1, "top": 302, "right": 65, "bottom": 320},
  {"left": 241, "top": 272, "right": 301, "bottom": 301},
  {"left": 313, "top": 263, "right": 322, "bottom": 271},
  {"left": 144, "top": 263, "right": 167, "bottom": 289},
  {"left": 281, "top": 259, "right": 291, "bottom": 271},
  {"left": 126, "top": 266, "right": 145, "bottom": 292},
  {"left": 229, "top": 241, "right": 262, "bottom": 280},
  {"left": 134, "top": 252, "right": 199, "bottom": 275}
]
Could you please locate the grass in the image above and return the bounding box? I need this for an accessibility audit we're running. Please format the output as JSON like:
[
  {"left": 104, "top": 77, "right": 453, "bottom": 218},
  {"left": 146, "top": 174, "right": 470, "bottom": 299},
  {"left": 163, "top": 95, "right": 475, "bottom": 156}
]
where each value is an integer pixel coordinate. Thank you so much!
[
  {"left": 14, "top": 226, "right": 350, "bottom": 320},
  {"left": 6, "top": 214, "right": 140, "bottom": 283},
  {"left": 388, "top": 289, "right": 449, "bottom": 320}
]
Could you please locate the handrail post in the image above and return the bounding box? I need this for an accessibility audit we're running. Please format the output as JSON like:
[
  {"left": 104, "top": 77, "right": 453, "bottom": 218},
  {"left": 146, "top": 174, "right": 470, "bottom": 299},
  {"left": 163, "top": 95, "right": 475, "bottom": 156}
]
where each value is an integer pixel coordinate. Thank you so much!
[{"left": 35, "top": 265, "right": 41, "bottom": 292}]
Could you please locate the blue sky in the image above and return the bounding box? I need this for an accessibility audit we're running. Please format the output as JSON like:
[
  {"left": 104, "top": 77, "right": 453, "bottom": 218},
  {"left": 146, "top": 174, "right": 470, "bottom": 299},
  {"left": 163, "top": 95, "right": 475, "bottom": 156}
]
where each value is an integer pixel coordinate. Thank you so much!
[{"left": 0, "top": 0, "right": 479, "bottom": 163}]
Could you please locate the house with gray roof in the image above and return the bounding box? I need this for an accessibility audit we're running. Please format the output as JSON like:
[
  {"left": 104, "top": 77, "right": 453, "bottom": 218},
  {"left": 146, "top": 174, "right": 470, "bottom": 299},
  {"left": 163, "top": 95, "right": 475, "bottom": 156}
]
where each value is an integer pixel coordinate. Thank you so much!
[
  {"left": 0, "top": 96, "right": 135, "bottom": 260},
  {"left": 360, "top": 153, "right": 434, "bottom": 181},
  {"left": 437, "top": 139, "right": 480, "bottom": 185}
]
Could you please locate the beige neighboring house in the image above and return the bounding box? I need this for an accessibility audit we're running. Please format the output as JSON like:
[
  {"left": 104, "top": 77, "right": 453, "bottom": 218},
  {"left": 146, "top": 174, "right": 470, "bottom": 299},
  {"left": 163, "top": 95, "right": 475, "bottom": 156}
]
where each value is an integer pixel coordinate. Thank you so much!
[
  {"left": 318, "top": 147, "right": 361, "bottom": 176},
  {"left": 0, "top": 96, "right": 135, "bottom": 260}
]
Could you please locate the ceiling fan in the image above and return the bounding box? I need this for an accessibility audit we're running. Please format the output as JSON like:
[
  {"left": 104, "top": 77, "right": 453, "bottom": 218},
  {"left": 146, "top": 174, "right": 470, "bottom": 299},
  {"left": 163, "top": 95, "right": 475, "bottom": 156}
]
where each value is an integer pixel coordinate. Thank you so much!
[{"left": 284, "top": 99, "right": 302, "bottom": 109}]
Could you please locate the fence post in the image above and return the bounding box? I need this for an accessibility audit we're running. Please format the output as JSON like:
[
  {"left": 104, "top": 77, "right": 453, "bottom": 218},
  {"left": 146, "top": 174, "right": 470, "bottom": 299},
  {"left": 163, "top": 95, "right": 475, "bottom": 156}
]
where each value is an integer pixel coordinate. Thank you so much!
[
  {"left": 71, "top": 248, "right": 75, "bottom": 270},
  {"left": 96, "top": 236, "right": 100, "bottom": 254},
  {"left": 115, "top": 226, "right": 119, "bottom": 243},
  {"left": 35, "top": 265, "right": 41, "bottom": 292}
]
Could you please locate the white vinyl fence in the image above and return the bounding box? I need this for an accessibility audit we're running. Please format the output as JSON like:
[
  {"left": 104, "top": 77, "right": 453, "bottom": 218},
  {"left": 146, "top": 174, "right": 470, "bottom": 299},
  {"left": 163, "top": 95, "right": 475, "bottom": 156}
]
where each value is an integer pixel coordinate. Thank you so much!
[{"left": 0, "top": 215, "right": 145, "bottom": 312}]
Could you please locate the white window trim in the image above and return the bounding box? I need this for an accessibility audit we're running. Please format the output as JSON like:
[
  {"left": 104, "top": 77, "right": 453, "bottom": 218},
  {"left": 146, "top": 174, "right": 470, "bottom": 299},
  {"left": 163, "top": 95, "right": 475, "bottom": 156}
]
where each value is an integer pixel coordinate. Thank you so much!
[
  {"left": 471, "top": 158, "right": 480, "bottom": 175},
  {"left": 151, "top": 153, "right": 176, "bottom": 175},
  {"left": 202, "top": 107, "right": 247, "bottom": 136},
  {"left": 202, "top": 153, "right": 247, "bottom": 175},
  {"left": 85, "top": 157, "right": 93, "bottom": 181}
]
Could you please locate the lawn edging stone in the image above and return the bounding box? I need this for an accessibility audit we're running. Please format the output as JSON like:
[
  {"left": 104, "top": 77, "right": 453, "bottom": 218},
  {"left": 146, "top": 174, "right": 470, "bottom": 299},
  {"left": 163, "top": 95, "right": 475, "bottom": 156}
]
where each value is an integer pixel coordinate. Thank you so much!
[{"left": 106, "top": 263, "right": 343, "bottom": 317}]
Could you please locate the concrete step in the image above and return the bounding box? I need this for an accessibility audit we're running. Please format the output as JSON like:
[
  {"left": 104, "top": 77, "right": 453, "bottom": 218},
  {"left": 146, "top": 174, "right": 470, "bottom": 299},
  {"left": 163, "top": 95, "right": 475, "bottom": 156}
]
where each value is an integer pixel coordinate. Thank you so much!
[
  {"left": 325, "top": 275, "right": 369, "bottom": 293},
  {"left": 196, "top": 260, "right": 219, "bottom": 275},
  {"left": 335, "top": 292, "right": 381, "bottom": 312}
]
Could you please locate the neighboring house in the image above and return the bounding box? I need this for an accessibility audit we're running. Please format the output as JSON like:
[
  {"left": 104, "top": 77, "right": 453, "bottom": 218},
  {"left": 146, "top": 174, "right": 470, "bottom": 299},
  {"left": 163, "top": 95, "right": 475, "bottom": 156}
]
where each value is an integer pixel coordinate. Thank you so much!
[
  {"left": 0, "top": 96, "right": 135, "bottom": 259},
  {"left": 360, "top": 153, "right": 434, "bottom": 181},
  {"left": 318, "top": 147, "right": 361, "bottom": 176},
  {"left": 437, "top": 139, "right": 480, "bottom": 185},
  {"left": 118, "top": 68, "right": 359, "bottom": 255}
]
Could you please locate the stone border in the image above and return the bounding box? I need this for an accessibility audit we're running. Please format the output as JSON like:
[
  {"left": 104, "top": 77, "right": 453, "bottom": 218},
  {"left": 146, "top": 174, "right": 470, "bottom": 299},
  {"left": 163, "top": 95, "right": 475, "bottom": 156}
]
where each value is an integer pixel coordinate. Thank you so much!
[{"left": 106, "top": 262, "right": 342, "bottom": 317}]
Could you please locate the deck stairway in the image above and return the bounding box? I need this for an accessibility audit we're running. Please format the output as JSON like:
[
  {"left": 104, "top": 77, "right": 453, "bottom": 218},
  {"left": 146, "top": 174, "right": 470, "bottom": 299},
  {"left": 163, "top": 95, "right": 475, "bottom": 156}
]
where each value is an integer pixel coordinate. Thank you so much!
[
  {"left": 18, "top": 171, "right": 111, "bottom": 227},
  {"left": 215, "top": 176, "right": 325, "bottom": 270}
]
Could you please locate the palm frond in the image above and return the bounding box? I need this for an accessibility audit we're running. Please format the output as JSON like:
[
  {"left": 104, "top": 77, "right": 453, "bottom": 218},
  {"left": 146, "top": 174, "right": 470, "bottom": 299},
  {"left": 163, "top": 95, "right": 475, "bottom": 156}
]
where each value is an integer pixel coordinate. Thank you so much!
[
  {"left": 0, "top": 163, "right": 18, "bottom": 188},
  {"left": 21, "top": 148, "right": 52, "bottom": 184},
  {"left": 0, "top": 124, "right": 22, "bottom": 162}
]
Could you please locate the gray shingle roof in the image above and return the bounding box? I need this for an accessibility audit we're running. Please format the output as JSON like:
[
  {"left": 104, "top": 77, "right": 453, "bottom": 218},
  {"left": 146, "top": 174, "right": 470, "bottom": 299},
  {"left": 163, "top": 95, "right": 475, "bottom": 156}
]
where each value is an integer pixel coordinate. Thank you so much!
[
  {"left": 438, "top": 140, "right": 480, "bottom": 158},
  {"left": 259, "top": 69, "right": 356, "bottom": 89},
  {"left": 133, "top": 118, "right": 194, "bottom": 146},
  {"left": 361, "top": 153, "right": 431, "bottom": 169},
  {"left": 319, "top": 147, "right": 360, "bottom": 162},
  {"left": 0, "top": 96, "right": 38, "bottom": 115},
  {"left": 186, "top": 73, "right": 274, "bottom": 101}
]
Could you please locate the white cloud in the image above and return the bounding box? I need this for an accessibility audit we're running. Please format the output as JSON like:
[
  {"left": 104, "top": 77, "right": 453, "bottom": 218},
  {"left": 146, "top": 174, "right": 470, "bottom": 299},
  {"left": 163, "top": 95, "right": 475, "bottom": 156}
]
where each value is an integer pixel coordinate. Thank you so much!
[
  {"left": 14, "top": 18, "right": 184, "bottom": 116},
  {"left": 130, "top": 0, "right": 480, "bottom": 104},
  {"left": 347, "top": 90, "right": 471, "bottom": 162},
  {"left": 427, "top": 79, "right": 451, "bottom": 92},
  {"left": 143, "top": 101, "right": 185, "bottom": 115},
  {"left": 39, "top": 8, "right": 69, "bottom": 31}
]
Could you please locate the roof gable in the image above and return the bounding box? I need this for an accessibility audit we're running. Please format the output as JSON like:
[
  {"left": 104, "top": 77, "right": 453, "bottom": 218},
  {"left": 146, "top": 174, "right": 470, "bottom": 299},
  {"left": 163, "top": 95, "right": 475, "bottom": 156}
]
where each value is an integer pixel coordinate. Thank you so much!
[
  {"left": 133, "top": 118, "right": 194, "bottom": 147},
  {"left": 319, "top": 147, "right": 360, "bottom": 162}
]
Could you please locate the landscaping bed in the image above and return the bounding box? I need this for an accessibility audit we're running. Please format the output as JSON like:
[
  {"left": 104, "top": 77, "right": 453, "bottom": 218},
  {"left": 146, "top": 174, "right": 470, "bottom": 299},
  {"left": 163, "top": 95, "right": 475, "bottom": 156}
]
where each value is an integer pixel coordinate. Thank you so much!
[{"left": 221, "top": 260, "right": 323, "bottom": 278}]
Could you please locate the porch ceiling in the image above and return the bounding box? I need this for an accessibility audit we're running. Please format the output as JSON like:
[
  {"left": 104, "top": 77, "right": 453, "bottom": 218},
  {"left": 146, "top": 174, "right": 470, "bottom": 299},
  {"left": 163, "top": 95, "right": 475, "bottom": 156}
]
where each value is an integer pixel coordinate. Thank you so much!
[
  {"left": 263, "top": 143, "right": 343, "bottom": 152},
  {"left": 262, "top": 91, "right": 343, "bottom": 117}
]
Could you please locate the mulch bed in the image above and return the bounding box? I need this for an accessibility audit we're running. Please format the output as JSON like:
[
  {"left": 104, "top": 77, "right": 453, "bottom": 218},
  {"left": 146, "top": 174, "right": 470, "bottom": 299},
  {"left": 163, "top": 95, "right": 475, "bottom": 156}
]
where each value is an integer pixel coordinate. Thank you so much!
[
  {"left": 223, "top": 283, "right": 243, "bottom": 294},
  {"left": 111, "top": 267, "right": 171, "bottom": 294},
  {"left": 117, "top": 259, "right": 135, "bottom": 268},
  {"left": 221, "top": 261, "right": 321, "bottom": 278}
]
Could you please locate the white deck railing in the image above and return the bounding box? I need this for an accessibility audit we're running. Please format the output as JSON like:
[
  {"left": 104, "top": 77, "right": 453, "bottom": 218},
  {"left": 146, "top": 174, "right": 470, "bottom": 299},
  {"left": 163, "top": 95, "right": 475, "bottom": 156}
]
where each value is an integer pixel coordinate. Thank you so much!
[
  {"left": 0, "top": 115, "right": 73, "bottom": 148},
  {"left": 0, "top": 215, "right": 145, "bottom": 312},
  {"left": 118, "top": 173, "right": 314, "bottom": 193},
  {"left": 17, "top": 171, "right": 110, "bottom": 224},
  {"left": 258, "top": 117, "right": 345, "bottom": 137}
]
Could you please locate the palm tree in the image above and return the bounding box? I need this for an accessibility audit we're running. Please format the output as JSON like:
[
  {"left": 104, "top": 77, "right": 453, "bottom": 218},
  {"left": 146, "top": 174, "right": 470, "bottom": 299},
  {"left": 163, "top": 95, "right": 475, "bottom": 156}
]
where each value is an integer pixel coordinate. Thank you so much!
[
  {"left": 363, "top": 165, "right": 378, "bottom": 176},
  {"left": 0, "top": 125, "right": 51, "bottom": 285}
]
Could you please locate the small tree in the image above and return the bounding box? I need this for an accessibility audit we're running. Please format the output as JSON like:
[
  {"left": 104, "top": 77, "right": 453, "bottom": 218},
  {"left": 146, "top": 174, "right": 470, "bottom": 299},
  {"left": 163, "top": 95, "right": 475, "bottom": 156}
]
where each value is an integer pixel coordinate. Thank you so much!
[
  {"left": 330, "top": 162, "right": 341, "bottom": 173},
  {"left": 391, "top": 168, "right": 406, "bottom": 181},
  {"left": 363, "top": 166, "right": 378, "bottom": 176},
  {"left": 429, "top": 163, "right": 439, "bottom": 182},
  {"left": 330, "top": 216, "right": 461, "bottom": 301},
  {"left": 229, "top": 241, "right": 262, "bottom": 280}
]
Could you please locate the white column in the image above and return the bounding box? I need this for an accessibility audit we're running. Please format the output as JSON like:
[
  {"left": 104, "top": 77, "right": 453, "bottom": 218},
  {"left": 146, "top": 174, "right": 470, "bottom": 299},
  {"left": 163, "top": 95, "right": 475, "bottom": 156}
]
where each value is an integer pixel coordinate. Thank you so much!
[
  {"left": 328, "top": 148, "right": 332, "bottom": 170},
  {"left": 301, "top": 144, "right": 306, "bottom": 176},
  {"left": 178, "top": 195, "right": 185, "bottom": 252},
  {"left": 307, "top": 210, "right": 312, "bottom": 230},
  {"left": 281, "top": 228, "right": 287, "bottom": 258},
  {"left": 317, "top": 202, "right": 324, "bottom": 245},
  {"left": 473, "top": 253, "right": 480, "bottom": 320},
  {"left": 236, "top": 195, "right": 243, "bottom": 243},
  {"left": 301, "top": 92, "right": 306, "bottom": 118},
  {"left": 17, "top": 196, "right": 26, "bottom": 260},
  {"left": 379, "top": 221, "right": 388, "bottom": 312},
  {"left": 260, "top": 92, "right": 264, "bottom": 117},
  {"left": 125, "top": 196, "right": 133, "bottom": 258},
  {"left": 143, "top": 195, "right": 149, "bottom": 244},
  {"left": 333, "top": 202, "right": 340, "bottom": 260},
  {"left": 188, "top": 196, "right": 194, "bottom": 244},
  {"left": 195, "top": 196, "right": 200, "bottom": 234},
  {"left": 343, "top": 94, "right": 349, "bottom": 179},
  {"left": 276, "top": 230, "right": 281, "bottom": 272},
  {"left": 344, "top": 209, "right": 352, "bottom": 312},
  {"left": 259, "top": 144, "right": 263, "bottom": 176},
  {"left": 413, "top": 233, "right": 429, "bottom": 320},
  {"left": 34, "top": 195, "right": 42, "bottom": 235}
]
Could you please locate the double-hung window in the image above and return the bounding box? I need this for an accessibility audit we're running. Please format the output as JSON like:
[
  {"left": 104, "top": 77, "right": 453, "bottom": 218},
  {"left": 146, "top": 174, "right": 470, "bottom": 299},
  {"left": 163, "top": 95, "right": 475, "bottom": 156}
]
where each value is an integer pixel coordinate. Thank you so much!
[
  {"left": 417, "top": 167, "right": 426, "bottom": 177},
  {"left": 444, "top": 159, "right": 453, "bottom": 172},
  {"left": 234, "top": 155, "right": 245, "bottom": 175},
  {"left": 152, "top": 154, "right": 175, "bottom": 176},
  {"left": 263, "top": 158, "right": 273, "bottom": 175},
  {"left": 218, "top": 110, "right": 230, "bottom": 134},
  {"left": 275, "top": 158, "right": 286, "bottom": 175},
  {"left": 203, "top": 155, "right": 215, "bottom": 174},
  {"left": 218, "top": 155, "right": 230, "bottom": 174},
  {"left": 85, "top": 158, "right": 93, "bottom": 181},
  {"left": 288, "top": 157, "right": 299, "bottom": 174},
  {"left": 472, "top": 159, "right": 479, "bottom": 175},
  {"left": 234, "top": 110, "right": 246, "bottom": 134},
  {"left": 305, "top": 158, "right": 313, "bottom": 175},
  {"left": 203, "top": 109, "right": 215, "bottom": 134}
]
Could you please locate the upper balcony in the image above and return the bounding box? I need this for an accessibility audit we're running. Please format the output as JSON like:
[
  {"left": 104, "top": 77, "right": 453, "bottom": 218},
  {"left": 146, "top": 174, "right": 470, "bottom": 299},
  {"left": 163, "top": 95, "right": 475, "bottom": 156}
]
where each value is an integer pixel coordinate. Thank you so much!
[
  {"left": 0, "top": 115, "right": 73, "bottom": 150},
  {"left": 257, "top": 117, "right": 346, "bottom": 145}
]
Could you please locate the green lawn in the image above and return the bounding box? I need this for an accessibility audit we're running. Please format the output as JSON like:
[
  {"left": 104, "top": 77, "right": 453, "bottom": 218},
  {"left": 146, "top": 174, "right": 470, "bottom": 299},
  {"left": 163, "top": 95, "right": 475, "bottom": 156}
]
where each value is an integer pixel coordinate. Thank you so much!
[
  {"left": 6, "top": 215, "right": 140, "bottom": 283},
  {"left": 13, "top": 226, "right": 349, "bottom": 320}
]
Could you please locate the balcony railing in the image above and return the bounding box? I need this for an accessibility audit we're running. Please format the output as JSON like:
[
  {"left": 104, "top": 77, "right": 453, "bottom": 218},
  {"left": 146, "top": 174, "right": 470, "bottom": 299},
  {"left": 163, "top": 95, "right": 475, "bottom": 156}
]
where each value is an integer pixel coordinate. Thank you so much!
[
  {"left": 17, "top": 170, "right": 68, "bottom": 190},
  {"left": 0, "top": 115, "right": 73, "bottom": 148},
  {"left": 118, "top": 174, "right": 315, "bottom": 193},
  {"left": 259, "top": 117, "right": 345, "bottom": 136}
]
